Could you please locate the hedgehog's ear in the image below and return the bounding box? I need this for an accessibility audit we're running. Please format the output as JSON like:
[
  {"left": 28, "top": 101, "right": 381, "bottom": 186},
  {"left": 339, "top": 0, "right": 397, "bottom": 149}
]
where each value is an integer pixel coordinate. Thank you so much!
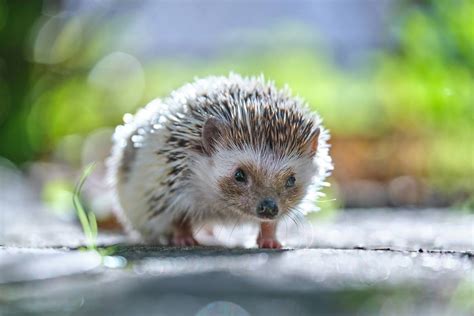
[
  {"left": 306, "top": 127, "right": 320, "bottom": 158},
  {"left": 202, "top": 117, "right": 225, "bottom": 155}
]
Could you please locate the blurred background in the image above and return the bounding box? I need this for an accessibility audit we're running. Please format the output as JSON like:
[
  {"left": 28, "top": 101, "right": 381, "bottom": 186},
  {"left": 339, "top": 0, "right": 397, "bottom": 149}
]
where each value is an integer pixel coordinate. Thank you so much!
[{"left": 0, "top": 0, "right": 473, "bottom": 229}]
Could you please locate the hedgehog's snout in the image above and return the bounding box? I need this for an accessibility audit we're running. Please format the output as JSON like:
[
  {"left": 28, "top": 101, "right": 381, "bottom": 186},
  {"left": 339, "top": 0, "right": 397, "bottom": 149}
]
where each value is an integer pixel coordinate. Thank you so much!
[{"left": 256, "top": 198, "right": 279, "bottom": 219}]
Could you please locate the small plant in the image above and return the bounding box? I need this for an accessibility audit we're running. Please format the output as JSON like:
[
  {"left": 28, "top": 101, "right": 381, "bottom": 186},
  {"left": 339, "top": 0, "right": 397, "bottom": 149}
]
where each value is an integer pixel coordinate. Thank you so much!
[
  {"left": 72, "top": 163, "right": 123, "bottom": 263},
  {"left": 73, "top": 163, "right": 98, "bottom": 251}
]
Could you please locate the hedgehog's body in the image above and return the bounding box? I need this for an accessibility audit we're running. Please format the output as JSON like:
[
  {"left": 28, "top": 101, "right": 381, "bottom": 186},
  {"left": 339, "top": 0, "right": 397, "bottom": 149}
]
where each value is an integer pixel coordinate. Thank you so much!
[{"left": 107, "top": 74, "right": 332, "bottom": 248}]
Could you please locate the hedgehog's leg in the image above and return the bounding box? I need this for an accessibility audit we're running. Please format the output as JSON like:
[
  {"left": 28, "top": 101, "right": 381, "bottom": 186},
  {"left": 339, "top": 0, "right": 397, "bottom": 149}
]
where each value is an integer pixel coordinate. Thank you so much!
[
  {"left": 171, "top": 217, "right": 199, "bottom": 247},
  {"left": 257, "top": 222, "right": 282, "bottom": 249}
]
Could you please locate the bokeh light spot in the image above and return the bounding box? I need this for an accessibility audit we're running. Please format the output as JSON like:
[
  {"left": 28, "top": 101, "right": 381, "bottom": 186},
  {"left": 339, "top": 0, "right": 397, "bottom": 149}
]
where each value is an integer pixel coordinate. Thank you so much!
[{"left": 196, "top": 301, "right": 250, "bottom": 316}]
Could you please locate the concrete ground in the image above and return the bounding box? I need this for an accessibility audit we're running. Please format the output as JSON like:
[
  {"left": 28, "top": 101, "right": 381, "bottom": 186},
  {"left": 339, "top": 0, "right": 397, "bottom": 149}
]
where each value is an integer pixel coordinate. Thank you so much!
[{"left": 1, "top": 207, "right": 473, "bottom": 316}]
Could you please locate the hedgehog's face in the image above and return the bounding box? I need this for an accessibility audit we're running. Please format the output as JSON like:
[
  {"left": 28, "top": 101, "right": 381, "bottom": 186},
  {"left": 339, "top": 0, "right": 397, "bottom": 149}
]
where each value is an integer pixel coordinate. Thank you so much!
[
  {"left": 197, "top": 116, "right": 320, "bottom": 221},
  {"left": 211, "top": 148, "right": 317, "bottom": 221}
]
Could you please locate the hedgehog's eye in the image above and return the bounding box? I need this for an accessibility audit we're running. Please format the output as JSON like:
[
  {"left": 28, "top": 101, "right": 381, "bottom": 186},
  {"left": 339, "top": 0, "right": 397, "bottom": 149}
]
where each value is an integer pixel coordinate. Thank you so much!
[
  {"left": 234, "top": 168, "right": 247, "bottom": 183},
  {"left": 285, "top": 176, "right": 296, "bottom": 188}
]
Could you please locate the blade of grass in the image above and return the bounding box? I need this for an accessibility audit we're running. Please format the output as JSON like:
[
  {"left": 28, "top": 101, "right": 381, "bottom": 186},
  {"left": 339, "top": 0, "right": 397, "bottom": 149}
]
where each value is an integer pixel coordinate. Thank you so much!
[
  {"left": 88, "top": 210, "right": 98, "bottom": 241},
  {"left": 73, "top": 194, "right": 93, "bottom": 244},
  {"left": 73, "top": 163, "right": 97, "bottom": 251}
]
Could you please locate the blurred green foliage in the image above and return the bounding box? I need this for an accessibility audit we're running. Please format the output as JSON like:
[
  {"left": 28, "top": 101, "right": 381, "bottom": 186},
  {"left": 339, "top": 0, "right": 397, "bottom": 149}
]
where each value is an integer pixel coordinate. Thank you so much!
[
  {"left": 0, "top": 1, "right": 43, "bottom": 162},
  {"left": 0, "top": 0, "right": 472, "bottom": 199}
]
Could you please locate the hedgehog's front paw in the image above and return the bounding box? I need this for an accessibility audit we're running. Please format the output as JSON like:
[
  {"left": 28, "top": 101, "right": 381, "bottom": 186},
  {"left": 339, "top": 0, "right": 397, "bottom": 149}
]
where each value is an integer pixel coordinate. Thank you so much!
[
  {"left": 171, "top": 234, "right": 199, "bottom": 247},
  {"left": 257, "top": 221, "right": 281, "bottom": 249},
  {"left": 171, "top": 217, "right": 199, "bottom": 247},
  {"left": 257, "top": 237, "right": 282, "bottom": 249}
]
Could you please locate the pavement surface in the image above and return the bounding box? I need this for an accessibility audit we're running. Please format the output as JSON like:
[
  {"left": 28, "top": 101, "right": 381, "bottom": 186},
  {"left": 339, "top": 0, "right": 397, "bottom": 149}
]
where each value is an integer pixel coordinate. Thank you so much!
[
  {"left": 0, "top": 167, "right": 473, "bottom": 315},
  {"left": 1, "top": 208, "right": 473, "bottom": 316}
]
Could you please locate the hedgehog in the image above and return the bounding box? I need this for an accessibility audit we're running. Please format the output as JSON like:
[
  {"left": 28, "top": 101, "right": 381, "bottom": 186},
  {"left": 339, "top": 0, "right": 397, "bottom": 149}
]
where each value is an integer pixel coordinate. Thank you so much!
[{"left": 107, "top": 73, "right": 332, "bottom": 248}]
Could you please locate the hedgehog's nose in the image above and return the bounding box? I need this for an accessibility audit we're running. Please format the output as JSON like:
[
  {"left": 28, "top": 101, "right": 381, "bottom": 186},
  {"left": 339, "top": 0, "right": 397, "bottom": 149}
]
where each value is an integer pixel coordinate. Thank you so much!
[{"left": 257, "top": 198, "right": 279, "bottom": 219}]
